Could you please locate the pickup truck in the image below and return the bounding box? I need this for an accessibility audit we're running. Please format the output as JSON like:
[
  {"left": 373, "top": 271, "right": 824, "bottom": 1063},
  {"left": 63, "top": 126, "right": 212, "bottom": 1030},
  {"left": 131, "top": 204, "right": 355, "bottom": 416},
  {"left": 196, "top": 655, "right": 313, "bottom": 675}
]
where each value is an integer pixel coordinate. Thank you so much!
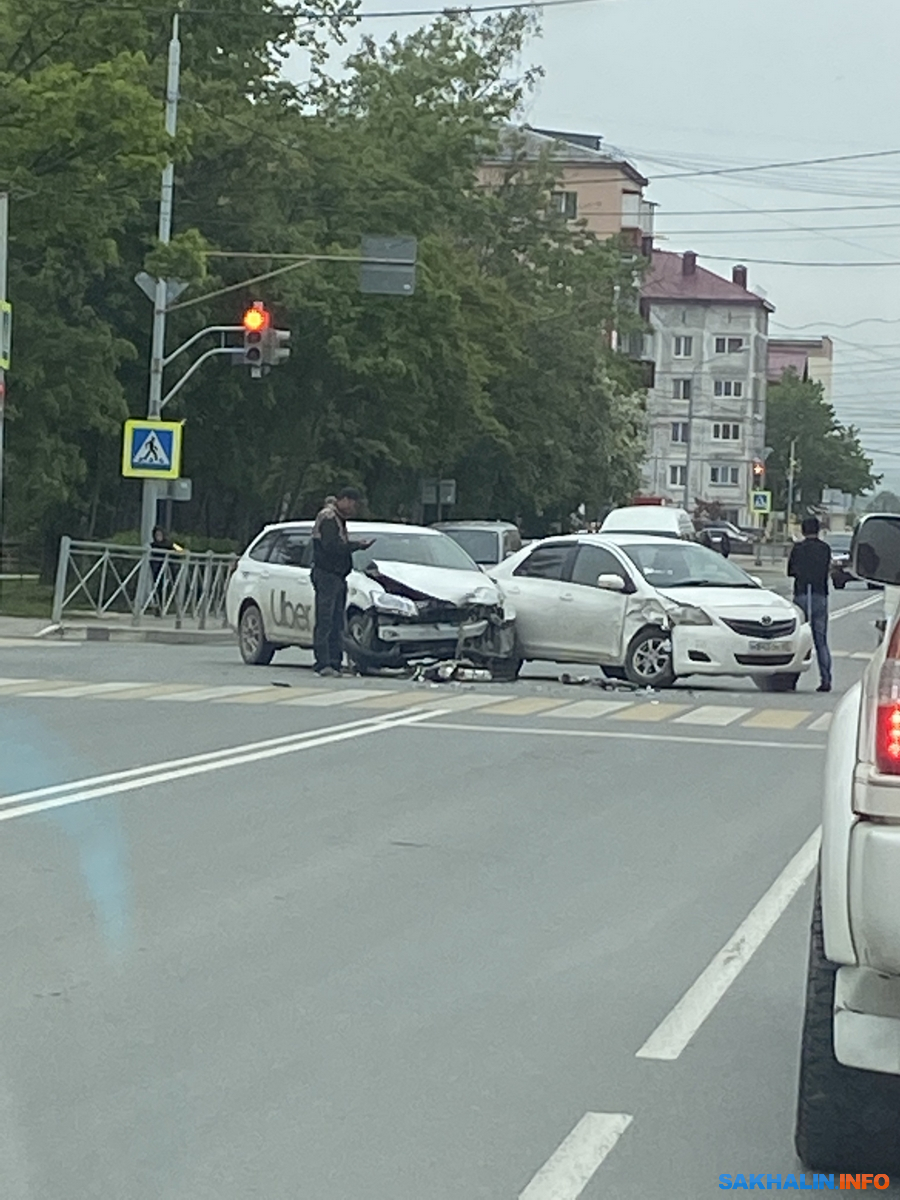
[{"left": 796, "top": 512, "right": 900, "bottom": 1172}]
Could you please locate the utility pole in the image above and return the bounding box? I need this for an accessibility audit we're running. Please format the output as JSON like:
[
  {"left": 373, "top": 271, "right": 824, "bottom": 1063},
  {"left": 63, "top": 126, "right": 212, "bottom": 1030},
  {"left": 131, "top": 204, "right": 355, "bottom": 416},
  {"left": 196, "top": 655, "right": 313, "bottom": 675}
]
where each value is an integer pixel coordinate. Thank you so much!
[
  {"left": 786, "top": 437, "right": 797, "bottom": 540},
  {"left": 682, "top": 385, "right": 695, "bottom": 511},
  {"left": 140, "top": 11, "right": 181, "bottom": 548},
  {"left": 0, "top": 193, "right": 8, "bottom": 573}
]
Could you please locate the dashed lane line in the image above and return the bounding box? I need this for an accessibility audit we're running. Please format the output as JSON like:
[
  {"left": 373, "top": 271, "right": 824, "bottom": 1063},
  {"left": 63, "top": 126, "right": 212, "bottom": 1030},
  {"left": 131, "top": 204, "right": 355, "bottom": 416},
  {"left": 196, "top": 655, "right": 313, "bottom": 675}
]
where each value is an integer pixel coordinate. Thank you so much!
[{"left": 518, "top": 1112, "right": 634, "bottom": 1200}]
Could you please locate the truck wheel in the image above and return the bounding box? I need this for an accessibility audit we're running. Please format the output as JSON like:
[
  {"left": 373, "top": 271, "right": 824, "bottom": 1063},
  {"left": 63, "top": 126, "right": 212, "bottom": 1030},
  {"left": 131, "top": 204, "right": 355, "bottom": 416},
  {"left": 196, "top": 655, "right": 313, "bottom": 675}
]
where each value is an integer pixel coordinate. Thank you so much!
[
  {"left": 624, "top": 627, "right": 675, "bottom": 688},
  {"left": 238, "top": 602, "right": 276, "bottom": 666},
  {"left": 795, "top": 875, "right": 900, "bottom": 1173}
]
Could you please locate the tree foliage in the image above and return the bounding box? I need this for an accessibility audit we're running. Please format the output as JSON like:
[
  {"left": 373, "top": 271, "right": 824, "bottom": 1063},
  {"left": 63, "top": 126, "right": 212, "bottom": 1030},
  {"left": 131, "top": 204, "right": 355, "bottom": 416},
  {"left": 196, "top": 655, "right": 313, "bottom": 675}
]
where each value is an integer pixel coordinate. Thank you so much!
[
  {"left": 866, "top": 490, "right": 900, "bottom": 514},
  {"left": 1, "top": 0, "right": 648, "bottom": 559},
  {"left": 765, "top": 370, "right": 878, "bottom": 514}
]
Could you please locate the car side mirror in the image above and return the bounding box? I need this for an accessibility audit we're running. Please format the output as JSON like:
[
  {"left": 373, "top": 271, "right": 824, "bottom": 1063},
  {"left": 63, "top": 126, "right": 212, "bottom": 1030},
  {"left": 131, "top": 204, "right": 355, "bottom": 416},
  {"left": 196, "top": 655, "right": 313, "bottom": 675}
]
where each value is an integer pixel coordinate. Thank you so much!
[
  {"left": 852, "top": 514, "right": 900, "bottom": 585},
  {"left": 596, "top": 573, "right": 626, "bottom": 592}
]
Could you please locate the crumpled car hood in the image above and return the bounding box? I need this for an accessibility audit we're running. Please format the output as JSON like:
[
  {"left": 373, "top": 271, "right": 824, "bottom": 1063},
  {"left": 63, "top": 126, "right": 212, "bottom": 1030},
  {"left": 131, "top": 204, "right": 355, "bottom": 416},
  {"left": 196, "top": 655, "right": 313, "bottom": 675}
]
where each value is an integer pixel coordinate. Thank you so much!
[
  {"left": 361, "top": 560, "right": 502, "bottom": 606},
  {"left": 655, "top": 585, "right": 794, "bottom": 613}
]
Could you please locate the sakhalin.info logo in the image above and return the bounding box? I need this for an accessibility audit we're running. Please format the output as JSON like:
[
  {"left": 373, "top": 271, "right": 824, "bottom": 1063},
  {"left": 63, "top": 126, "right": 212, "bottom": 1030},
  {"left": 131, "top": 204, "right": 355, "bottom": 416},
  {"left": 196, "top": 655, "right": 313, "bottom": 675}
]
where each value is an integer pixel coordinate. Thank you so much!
[{"left": 719, "top": 1174, "right": 890, "bottom": 1190}]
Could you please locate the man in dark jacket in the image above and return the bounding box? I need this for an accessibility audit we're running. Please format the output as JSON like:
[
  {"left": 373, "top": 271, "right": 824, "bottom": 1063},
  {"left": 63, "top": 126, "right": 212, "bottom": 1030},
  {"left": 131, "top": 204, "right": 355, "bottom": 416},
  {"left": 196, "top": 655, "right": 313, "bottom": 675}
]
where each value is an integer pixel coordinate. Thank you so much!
[
  {"left": 311, "top": 488, "right": 373, "bottom": 677},
  {"left": 787, "top": 516, "right": 833, "bottom": 692}
]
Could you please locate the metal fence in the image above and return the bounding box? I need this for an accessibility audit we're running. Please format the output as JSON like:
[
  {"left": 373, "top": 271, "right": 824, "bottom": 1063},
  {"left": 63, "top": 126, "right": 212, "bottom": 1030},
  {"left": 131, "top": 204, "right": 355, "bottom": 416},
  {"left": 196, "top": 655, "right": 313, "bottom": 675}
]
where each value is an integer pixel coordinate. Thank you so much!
[{"left": 51, "top": 537, "right": 238, "bottom": 629}]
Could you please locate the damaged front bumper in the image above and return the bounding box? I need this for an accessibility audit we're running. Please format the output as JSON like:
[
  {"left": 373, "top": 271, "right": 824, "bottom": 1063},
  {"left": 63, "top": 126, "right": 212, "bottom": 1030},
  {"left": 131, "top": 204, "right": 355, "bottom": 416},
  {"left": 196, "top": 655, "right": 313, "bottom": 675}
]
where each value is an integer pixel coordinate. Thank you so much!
[{"left": 352, "top": 605, "right": 516, "bottom": 669}]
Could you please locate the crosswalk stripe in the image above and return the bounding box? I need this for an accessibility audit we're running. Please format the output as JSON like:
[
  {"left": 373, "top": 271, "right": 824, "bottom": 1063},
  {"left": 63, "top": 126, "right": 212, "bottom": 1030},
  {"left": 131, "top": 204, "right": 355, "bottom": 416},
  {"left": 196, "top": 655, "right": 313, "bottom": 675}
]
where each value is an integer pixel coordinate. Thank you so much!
[
  {"left": 611, "top": 702, "right": 688, "bottom": 723},
  {"left": 281, "top": 688, "right": 380, "bottom": 707},
  {"left": 808, "top": 712, "right": 833, "bottom": 732},
  {"left": 414, "top": 692, "right": 516, "bottom": 712},
  {"left": 353, "top": 691, "right": 431, "bottom": 710},
  {"left": 479, "top": 697, "right": 571, "bottom": 716},
  {"left": 214, "top": 687, "right": 313, "bottom": 704},
  {"left": 24, "top": 681, "right": 147, "bottom": 699},
  {"left": 742, "top": 708, "right": 812, "bottom": 730},
  {"left": 674, "top": 705, "right": 751, "bottom": 727},
  {"left": 142, "top": 684, "right": 228, "bottom": 700},
  {"left": 146, "top": 685, "right": 268, "bottom": 702},
  {"left": 545, "top": 699, "right": 635, "bottom": 719}
]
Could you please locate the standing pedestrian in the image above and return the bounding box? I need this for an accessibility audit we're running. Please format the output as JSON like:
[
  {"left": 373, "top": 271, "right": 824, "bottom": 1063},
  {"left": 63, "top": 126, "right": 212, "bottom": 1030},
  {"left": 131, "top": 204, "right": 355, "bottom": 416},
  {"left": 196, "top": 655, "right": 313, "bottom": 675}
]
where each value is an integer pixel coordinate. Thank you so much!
[
  {"left": 311, "top": 488, "right": 374, "bottom": 677},
  {"left": 787, "top": 515, "right": 833, "bottom": 693}
]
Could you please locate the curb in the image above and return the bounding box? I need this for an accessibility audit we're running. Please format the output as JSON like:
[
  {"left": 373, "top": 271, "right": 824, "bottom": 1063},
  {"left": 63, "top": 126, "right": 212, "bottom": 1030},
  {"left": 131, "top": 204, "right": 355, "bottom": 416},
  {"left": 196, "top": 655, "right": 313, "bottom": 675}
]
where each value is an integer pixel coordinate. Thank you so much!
[{"left": 53, "top": 625, "right": 234, "bottom": 646}]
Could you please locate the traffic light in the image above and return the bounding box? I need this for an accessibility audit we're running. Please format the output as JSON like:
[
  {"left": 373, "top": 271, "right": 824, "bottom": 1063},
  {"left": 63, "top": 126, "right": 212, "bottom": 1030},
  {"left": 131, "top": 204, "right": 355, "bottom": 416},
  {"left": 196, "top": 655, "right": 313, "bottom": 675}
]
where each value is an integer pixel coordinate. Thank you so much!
[
  {"left": 263, "top": 327, "right": 291, "bottom": 368},
  {"left": 242, "top": 302, "right": 270, "bottom": 377},
  {"left": 752, "top": 460, "right": 765, "bottom": 480}
]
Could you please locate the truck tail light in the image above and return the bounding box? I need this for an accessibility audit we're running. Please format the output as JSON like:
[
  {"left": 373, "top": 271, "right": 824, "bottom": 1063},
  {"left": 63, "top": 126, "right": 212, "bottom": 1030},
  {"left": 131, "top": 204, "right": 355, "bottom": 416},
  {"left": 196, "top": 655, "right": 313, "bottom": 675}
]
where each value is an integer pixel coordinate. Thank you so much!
[{"left": 876, "top": 626, "right": 900, "bottom": 773}]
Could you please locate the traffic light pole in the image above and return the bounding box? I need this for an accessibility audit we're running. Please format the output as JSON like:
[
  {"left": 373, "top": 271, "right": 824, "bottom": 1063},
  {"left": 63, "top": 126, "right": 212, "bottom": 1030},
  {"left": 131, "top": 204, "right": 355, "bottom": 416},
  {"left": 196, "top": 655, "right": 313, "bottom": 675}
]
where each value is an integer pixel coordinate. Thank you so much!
[
  {"left": 140, "top": 11, "right": 181, "bottom": 549},
  {"left": 0, "top": 193, "right": 8, "bottom": 576}
]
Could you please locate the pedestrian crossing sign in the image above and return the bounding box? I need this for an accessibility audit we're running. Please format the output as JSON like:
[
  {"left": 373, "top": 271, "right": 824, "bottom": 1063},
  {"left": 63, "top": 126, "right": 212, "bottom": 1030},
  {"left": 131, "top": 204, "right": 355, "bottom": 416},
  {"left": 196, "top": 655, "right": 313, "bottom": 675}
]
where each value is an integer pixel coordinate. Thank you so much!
[
  {"left": 751, "top": 490, "right": 772, "bottom": 514},
  {"left": 121, "top": 419, "right": 183, "bottom": 479}
]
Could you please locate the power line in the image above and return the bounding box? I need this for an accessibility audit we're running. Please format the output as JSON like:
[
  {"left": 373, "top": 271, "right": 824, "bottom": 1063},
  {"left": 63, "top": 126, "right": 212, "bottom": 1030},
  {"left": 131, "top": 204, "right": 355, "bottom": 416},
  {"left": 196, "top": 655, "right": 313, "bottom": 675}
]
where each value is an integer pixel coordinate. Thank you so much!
[
  {"left": 88, "top": 0, "right": 601, "bottom": 18},
  {"left": 627, "top": 147, "right": 900, "bottom": 181},
  {"left": 700, "top": 253, "right": 900, "bottom": 268},
  {"left": 656, "top": 221, "right": 900, "bottom": 236}
]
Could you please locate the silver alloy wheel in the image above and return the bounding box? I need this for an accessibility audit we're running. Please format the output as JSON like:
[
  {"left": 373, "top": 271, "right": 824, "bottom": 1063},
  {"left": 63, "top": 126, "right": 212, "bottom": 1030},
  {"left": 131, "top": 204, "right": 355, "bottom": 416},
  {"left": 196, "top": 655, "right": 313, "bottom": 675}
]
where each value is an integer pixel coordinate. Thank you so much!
[
  {"left": 631, "top": 633, "right": 672, "bottom": 682},
  {"left": 240, "top": 605, "right": 263, "bottom": 659}
]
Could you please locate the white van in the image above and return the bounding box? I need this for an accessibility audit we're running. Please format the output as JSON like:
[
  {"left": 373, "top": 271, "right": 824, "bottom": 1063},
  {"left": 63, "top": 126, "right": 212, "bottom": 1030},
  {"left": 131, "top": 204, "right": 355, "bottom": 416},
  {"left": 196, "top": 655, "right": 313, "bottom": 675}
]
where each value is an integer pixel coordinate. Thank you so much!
[{"left": 600, "top": 505, "right": 696, "bottom": 541}]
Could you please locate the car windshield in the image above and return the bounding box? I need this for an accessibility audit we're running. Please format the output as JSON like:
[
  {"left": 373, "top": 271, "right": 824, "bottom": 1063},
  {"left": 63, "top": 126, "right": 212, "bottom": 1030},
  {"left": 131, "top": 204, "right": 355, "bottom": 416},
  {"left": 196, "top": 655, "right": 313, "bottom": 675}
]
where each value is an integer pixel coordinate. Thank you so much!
[
  {"left": 621, "top": 541, "right": 759, "bottom": 588},
  {"left": 352, "top": 531, "right": 479, "bottom": 572},
  {"left": 440, "top": 528, "right": 500, "bottom": 564},
  {"left": 829, "top": 532, "right": 853, "bottom": 551}
]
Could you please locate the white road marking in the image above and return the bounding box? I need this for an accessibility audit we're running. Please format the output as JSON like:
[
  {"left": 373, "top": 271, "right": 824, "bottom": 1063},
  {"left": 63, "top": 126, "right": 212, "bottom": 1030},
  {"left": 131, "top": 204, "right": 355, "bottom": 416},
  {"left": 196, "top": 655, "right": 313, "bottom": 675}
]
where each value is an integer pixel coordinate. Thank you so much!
[
  {"left": 635, "top": 827, "right": 821, "bottom": 1061},
  {"left": 414, "top": 692, "right": 516, "bottom": 711},
  {"left": 831, "top": 594, "right": 882, "bottom": 620},
  {"left": 281, "top": 688, "right": 379, "bottom": 706},
  {"left": 18, "top": 680, "right": 146, "bottom": 699},
  {"left": 808, "top": 712, "right": 833, "bottom": 732},
  {"left": 673, "top": 705, "right": 751, "bottom": 727},
  {"left": 545, "top": 699, "right": 635, "bottom": 719},
  {"left": 851, "top": 651, "right": 873, "bottom": 661},
  {"left": 145, "top": 684, "right": 267, "bottom": 702},
  {"left": 419, "top": 721, "right": 825, "bottom": 751},
  {"left": 518, "top": 1112, "right": 633, "bottom": 1200},
  {"left": 0, "top": 708, "right": 441, "bottom": 822}
]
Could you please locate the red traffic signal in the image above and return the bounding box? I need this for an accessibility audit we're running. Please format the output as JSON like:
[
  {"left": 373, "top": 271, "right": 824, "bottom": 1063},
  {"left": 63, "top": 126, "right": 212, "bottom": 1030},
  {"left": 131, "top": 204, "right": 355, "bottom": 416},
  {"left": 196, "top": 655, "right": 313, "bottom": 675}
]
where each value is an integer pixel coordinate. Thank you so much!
[{"left": 242, "top": 302, "right": 270, "bottom": 334}]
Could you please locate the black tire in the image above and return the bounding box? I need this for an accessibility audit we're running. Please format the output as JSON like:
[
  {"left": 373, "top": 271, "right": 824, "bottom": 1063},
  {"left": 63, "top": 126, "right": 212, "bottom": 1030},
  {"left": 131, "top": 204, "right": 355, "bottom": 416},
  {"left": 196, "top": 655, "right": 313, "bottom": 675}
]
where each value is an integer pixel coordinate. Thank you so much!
[
  {"left": 753, "top": 671, "right": 800, "bottom": 692},
  {"left": 238, "top": 602, "right": 276, "bottom": 666},
  {"left": 601, "top": 665, "right": 628, "bottom": 681},
  {"left": 345, "top": 609, "right": 377, "bottom": 675},
  {"left": 833, "top": 576, "right": 847, "bottom": 590},
  {"left": 491, "top": 653, "right": 523, "bottom": 682},
  {"left": 796, "top": 874, "right": 900, "bottom": 1173},
  {"left": 624, "top": 626, "right": 675, "bottom": 688}
]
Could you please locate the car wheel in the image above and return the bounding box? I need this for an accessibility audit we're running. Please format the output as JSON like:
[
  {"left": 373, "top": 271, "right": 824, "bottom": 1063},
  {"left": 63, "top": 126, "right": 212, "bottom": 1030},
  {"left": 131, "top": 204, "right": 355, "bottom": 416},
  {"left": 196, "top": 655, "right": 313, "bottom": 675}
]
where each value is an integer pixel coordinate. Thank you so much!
[
  {"left": 345, "top": 609, "right": 378, "bottom": 674},
  {"left": 492, "top": 651, "right": 523, "bottom": 682},
  {"left": 601, "top": 665, "right": 628, "bottom": 681},
  {"left": 753, "top": 672, "right": 800, "bottom": 692},
  {"left": 833, "top": 576, "right": 847, "bottom": 590},
  {"left": 624, "top": 627, "right": 675, "bottom": 688},
  {"left": 796, "top": 874, "right": 900, "bottom": 1173},
  {"left": 238, "top": 602, "right": 276, "bottom": 666}
]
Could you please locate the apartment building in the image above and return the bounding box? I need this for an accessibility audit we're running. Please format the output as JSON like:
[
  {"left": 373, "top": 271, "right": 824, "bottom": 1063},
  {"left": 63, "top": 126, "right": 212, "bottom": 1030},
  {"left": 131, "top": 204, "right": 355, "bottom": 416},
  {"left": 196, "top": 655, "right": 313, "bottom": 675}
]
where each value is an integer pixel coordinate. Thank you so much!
[
  {"left": 767, "top": 336, "right": 834, "bottom": 404},
  {"left": 479, "top": 126, "right": 655, "bottom": 245},
  {"left": 640, "top": 250, "right": 773, "bottom": 525}
]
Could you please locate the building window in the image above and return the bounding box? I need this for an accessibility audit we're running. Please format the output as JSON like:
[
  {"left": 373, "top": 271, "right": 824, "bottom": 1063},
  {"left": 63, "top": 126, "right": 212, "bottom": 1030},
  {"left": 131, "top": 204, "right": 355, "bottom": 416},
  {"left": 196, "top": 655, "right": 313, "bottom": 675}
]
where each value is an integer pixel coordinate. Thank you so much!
[
  {"left": 673, "top": 379, "right": 692, "bottom": 400},
  {"left": 671, "top": 421, "right": 690, "bottom": 443},
  {"left": 710, "top": 465, "right": 740, "bottom": 486},
  {"left": 551, "top": 191, "right": 578, "bottom": 220},
  {"left": 712, "top": 422, "right": 741, "bottom": 440},
  {"left": 715, "top": 336, "right": 745, "bottom": 353},
  {"left": 669, "top": 465, "right": 686, "bottom": 487},
  {"left": 713, "top": 380, "right": 744, "bottom": 398},
  {"left": 673, "top": 335, "right": 693, "bottom": 358}
]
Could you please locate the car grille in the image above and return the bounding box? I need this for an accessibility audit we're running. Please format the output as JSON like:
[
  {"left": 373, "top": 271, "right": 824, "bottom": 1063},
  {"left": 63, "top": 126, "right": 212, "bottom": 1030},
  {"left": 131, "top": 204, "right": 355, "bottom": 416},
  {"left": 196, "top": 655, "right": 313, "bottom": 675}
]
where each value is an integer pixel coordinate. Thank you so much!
[
  {"left": 724, "top": 618, "right": 796, "bottom": 640},
  {"left": 734, "top": 653, "right": 794, "bottom": 667},
  {"left": 413, "top": 602, "right": 496, "bottom": 625}
]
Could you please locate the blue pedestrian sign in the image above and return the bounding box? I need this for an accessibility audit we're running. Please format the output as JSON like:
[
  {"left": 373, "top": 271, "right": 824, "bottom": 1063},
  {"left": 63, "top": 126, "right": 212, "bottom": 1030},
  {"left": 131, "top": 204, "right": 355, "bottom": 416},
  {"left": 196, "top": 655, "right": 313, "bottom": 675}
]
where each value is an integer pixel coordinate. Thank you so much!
[{"left": 121, "top": 419, "right": 183, "bottom": 479}]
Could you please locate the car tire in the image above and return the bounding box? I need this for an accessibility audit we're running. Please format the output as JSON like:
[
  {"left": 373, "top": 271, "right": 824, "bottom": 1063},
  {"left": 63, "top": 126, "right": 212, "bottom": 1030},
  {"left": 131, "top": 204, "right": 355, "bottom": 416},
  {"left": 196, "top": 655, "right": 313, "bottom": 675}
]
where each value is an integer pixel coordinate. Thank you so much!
[
  {"left": 753, "top": 672, "right": 800, "bottom": 692},
  {"left": 796, "top": 874, "right": 900, "bottom": 1173},
  {"left": 238, "top": 602, "right": 276, "bottom": 666},
  {"left": 624, "top": 626, "right": 675, "bottom": 688},
  {"left": 833, "top": 576, "right": 847, "bottom": 590},
  {"left": 492, "top": 648, "right": 523, "bottom": 682},
  {"left": 601, "top": 665, "right": 628, "bottom": 681},
  {"left": 345, "top": 609, "right": 380, "bottom": 674}
]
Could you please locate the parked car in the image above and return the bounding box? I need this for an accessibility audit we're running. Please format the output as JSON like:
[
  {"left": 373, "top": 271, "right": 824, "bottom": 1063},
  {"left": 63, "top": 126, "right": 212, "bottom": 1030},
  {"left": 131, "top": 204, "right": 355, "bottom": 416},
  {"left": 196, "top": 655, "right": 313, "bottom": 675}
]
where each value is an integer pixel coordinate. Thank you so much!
[
  {"left": 600, "top": 505, "right": 696, "bottom": 541},
  {"left": 225, "top": 521, "right": 519, "bottom": 676},
  {"left": 489, "top": 533, "right": 813, "bottom": 690},
  {"left": 795, "top": 512, "right": 900, "bottom": 1173},
  {"left": 433, "top": 520, "right": 523, "bottom": 567},
  {"left": 827, "top": 530, "right": 856, "bottom": 588},
  {"left": 696, "top": 520, "right": 757, "bottom": 556}
]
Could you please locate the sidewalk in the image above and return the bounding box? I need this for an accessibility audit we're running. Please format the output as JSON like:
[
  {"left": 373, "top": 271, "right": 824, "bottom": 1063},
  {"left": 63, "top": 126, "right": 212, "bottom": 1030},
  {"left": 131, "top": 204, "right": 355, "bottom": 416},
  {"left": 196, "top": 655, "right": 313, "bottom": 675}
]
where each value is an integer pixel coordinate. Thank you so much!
[{"left": 0, "top": 613, "right": 233, "bottom": 645}]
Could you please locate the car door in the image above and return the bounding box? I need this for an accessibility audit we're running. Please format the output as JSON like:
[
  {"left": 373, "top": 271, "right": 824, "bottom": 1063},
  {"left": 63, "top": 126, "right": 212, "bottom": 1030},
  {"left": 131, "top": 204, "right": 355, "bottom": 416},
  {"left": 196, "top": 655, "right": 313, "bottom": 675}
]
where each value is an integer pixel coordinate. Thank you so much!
[
  {"left": 264, "top": 530, "right": 316, "bottom": 646},
  {"left": 560, "top": 543, "right": 633, "bottom": 663},
  {"left": 501, "top": 542, "right": 577, "bottom": 658}
]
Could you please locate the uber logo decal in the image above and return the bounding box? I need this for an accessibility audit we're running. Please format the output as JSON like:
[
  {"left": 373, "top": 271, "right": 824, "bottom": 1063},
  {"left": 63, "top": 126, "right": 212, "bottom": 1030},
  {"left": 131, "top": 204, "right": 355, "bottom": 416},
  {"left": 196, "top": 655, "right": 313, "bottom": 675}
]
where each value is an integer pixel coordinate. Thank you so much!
[{"left": 270, "top": 590, "right": 312, "bottom": 632}]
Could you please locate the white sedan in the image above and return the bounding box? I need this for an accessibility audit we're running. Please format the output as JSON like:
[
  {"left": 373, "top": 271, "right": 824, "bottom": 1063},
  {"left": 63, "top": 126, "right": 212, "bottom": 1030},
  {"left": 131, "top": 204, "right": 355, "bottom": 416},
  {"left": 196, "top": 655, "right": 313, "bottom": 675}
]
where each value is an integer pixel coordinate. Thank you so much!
[
  {"left": 225, "top": 520, "right": 518, "bottom": 675},
  {"left": 490, "top": 533, "right": 813, "bottom": 690}
]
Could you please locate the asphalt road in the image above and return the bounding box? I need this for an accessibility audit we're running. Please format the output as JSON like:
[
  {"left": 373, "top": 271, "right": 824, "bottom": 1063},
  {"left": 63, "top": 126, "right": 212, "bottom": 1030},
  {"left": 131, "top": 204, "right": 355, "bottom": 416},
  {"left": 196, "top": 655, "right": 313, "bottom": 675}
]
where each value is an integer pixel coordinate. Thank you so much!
[{"left": 0, "top": 584, "right": 892, "bottom": 1199}]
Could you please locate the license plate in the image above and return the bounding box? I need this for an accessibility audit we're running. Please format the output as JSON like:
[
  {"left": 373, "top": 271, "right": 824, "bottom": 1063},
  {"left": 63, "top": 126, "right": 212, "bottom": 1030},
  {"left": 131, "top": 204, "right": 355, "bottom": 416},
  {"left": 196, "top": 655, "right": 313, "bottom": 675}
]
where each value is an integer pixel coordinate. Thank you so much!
[{"left": 748, "top": 639, "right": 792, "bottom": 653}]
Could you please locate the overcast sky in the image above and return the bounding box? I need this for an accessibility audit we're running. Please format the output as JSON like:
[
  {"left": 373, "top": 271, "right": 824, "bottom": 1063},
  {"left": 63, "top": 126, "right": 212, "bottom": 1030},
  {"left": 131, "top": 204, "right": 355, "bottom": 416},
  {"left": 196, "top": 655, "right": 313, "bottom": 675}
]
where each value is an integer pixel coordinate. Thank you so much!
[{"left": 289, "top": 0, "right": 900, "bottom": 493}]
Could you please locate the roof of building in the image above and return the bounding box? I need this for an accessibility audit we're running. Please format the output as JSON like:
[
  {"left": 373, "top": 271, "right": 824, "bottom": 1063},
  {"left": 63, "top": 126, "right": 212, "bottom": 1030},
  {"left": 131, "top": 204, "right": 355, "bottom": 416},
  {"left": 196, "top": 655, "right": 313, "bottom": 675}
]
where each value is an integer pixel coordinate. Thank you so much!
[
  {"left": 484, "top": 126, "right": 649, "bottom": 187},
  {"left": 641, "top": 250, "right": 775, "bottom": 310},
  {"left": 767, "top": 346, "right": 809, "bottom": 382}
]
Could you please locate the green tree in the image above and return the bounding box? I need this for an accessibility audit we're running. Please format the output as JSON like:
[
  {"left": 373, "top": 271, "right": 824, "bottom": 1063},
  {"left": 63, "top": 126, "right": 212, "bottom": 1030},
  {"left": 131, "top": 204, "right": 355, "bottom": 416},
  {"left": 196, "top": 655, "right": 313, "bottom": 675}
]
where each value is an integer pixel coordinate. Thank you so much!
[
  {"left": 765, "top": 369, "right": 877, "bottom": 516},
  {"left": 866, "top": 489, "right": 900, "bottom": 514}
]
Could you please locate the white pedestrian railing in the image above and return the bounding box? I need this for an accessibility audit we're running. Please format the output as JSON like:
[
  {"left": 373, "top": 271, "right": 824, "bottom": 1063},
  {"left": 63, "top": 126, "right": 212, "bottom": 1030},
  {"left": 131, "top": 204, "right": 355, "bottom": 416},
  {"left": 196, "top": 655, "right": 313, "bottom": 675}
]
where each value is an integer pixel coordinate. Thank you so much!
[{"left": 51, "top": 537, "right": 237, "bottom": 629}]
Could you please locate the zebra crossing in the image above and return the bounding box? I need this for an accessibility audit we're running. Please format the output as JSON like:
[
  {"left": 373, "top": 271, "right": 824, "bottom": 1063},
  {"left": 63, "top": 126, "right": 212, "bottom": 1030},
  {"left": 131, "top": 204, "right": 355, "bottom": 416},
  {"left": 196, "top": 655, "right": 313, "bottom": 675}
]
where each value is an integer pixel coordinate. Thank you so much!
[{"left": 0, "top": 675, "right": 834, "bottom": 733}]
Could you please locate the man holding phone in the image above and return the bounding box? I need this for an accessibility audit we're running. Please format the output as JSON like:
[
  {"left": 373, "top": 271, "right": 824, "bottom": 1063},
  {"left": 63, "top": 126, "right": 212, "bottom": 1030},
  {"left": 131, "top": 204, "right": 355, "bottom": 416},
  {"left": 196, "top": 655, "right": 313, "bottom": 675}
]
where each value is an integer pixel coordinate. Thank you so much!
[{"left": 311, "top": 488, "right": 374, "bottom": 677}]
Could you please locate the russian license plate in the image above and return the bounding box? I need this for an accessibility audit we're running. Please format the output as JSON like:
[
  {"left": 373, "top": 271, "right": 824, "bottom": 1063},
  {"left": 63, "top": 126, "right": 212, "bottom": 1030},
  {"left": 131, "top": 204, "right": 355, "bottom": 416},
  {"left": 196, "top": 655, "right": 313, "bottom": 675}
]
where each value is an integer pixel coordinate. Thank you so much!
[{"left": 748, "top": 639, "right": 792, "bottom": 653}]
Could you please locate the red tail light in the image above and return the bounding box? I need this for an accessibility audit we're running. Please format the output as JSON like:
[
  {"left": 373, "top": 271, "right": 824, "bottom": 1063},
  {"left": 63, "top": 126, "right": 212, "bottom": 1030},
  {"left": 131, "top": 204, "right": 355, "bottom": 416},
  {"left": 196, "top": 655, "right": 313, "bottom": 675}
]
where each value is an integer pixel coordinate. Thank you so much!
[{"left": 876, "top": 626, "right": 900, "bottom": 773}]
